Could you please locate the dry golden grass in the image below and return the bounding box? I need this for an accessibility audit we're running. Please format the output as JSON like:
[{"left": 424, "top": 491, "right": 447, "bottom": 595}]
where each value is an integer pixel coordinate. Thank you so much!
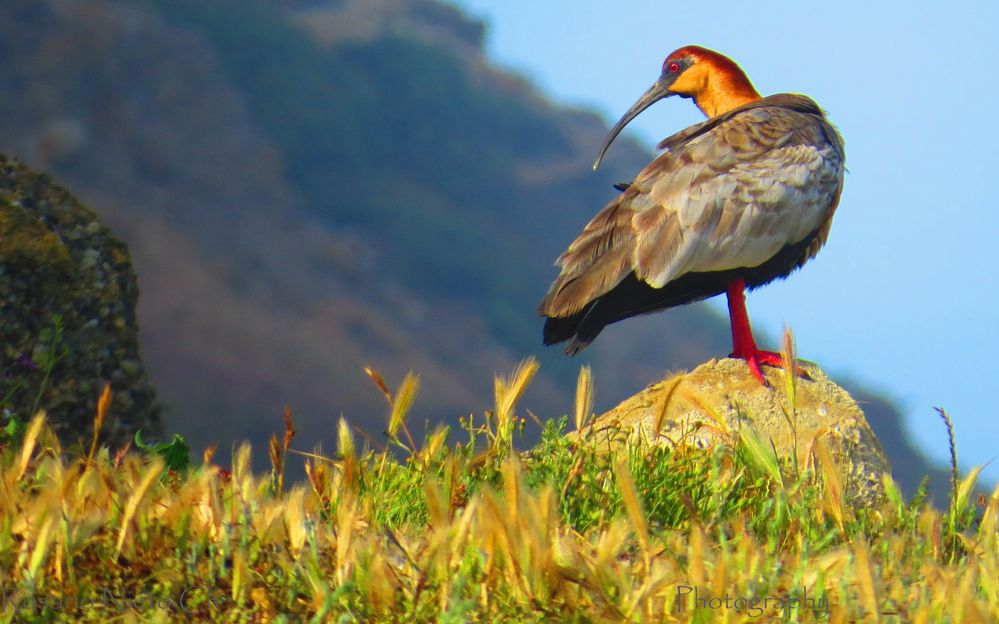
[{"left": 0, "top": 361, "right": 996, "bottom": 622}]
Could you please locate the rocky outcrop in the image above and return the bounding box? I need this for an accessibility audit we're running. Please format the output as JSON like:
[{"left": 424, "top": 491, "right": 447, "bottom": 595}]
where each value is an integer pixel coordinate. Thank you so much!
[
  {"left": 581, "top": 359, "right": 892, "bottom": 507},
  {"left": 0, "top": 155, "right": 160, "bottom": 446}
]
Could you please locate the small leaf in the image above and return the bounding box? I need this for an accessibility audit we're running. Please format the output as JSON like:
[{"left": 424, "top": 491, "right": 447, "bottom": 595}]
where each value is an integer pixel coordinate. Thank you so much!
[{"left": 738, "top": 427, "right": 783, "bottom": 488}]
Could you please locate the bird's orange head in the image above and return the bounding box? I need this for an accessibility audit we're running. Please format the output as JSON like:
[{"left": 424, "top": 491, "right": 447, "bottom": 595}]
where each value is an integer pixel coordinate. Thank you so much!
[
  {"left": 660, "top": 46, "right": 760, "bottom": 118},
  {"left": 593, "top": 45, "right": 761, "bottom": 170}
]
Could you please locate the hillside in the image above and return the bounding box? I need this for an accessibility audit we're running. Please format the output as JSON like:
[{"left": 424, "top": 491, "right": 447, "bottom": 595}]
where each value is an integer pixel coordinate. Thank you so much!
[
  {"left": 0, "top": 0, "right": 949, "bottom": 497},
  {"left": 1, "top": 398, "right": 994, "bottom": 621}
]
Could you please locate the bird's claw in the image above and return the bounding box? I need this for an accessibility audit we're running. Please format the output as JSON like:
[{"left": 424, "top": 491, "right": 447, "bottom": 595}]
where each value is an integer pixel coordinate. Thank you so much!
[{"left": 730, "top": 349, "right": 807, "bottom": 387}]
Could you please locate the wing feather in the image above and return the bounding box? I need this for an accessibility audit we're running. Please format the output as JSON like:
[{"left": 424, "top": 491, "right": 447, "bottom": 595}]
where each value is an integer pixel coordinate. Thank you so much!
[{"left": 539, "top": 201, "right": 637, "bottom": 316}]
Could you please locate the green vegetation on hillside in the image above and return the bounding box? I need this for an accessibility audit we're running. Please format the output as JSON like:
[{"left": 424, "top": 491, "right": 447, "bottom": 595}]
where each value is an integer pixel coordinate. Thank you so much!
[
  {"left": 1, "top": 361, "right": 994, "bottom": 622},
  {"left": 145, "top": 0, "right": 574, "bottom": 351}
]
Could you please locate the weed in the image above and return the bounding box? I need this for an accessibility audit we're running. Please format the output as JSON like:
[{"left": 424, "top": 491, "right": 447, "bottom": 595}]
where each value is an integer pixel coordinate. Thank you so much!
[{"left": 1, "top": 360, "right": 995, "bottom": 622}]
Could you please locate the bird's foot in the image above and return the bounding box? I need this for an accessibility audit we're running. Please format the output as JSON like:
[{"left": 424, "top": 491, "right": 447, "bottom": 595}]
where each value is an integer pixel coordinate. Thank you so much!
[{"left": 729, "top": 349, "right": 806, "bottom": 387}]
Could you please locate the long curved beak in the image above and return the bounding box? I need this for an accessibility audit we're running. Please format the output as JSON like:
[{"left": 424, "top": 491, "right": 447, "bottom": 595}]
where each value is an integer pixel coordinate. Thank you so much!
[{"left": 593, "top": 78, "right": 674, "bottom": 171}]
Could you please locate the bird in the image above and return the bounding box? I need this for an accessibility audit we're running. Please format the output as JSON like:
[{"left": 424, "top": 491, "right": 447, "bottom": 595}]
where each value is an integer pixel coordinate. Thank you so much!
[{"left": 539, "top": 45, "right": 845, "bottom": 385}]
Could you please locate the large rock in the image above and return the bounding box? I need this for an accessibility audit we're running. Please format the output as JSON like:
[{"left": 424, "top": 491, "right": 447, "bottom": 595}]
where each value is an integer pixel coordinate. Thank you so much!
[
  {"left": 584, "top": 358, "right": 892, "bottom": 507},
  {"left": 0, "top": 155, "right": 160, "bottom": 446}
]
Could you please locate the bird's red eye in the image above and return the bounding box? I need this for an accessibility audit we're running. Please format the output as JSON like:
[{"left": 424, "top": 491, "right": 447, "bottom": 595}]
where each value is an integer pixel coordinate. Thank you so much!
[{"left": 667, "top": 61, "right": 680, "bottom": 74}]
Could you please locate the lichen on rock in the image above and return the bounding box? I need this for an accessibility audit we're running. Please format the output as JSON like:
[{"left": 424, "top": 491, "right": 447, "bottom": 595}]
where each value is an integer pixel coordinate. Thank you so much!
[{"left": 0, "top": 154, "right": 161, "bottom": 446}]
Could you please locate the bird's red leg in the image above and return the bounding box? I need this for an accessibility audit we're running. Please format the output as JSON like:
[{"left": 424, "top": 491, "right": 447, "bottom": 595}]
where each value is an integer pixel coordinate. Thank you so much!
[{"left": 726, "top": 278, "right": 784, "bottom": 385}]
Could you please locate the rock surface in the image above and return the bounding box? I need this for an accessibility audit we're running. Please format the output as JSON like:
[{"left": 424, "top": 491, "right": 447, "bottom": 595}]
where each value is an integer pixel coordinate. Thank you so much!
[
  {"left": 584, "top": 358, "right": 892, "bottom": 507},
  {"left": 0, "top": 155, "right": 161, "bottom": 446}
]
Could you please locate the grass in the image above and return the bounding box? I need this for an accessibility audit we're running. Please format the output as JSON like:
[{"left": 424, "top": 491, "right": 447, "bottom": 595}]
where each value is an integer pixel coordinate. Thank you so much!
[{"left": 0, "top": 358, "right": 996, "bottom": 622}]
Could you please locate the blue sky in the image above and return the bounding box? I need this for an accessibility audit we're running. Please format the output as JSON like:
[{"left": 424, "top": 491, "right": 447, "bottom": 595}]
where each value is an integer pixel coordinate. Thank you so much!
[{"left": 452, "top": 0, "right": 999, "bottom": 483}]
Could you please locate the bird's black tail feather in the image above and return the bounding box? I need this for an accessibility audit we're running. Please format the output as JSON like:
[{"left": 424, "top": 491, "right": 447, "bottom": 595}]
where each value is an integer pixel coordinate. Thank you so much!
[{"left": 541, "top": 232, "right": 819, "bottom": 353}]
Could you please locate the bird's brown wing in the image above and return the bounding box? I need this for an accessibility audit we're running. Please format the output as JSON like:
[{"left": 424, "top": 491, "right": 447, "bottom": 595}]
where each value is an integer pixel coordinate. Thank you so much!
[{"left": 540, "top": 94, "right": 845, "bottom": 338}]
